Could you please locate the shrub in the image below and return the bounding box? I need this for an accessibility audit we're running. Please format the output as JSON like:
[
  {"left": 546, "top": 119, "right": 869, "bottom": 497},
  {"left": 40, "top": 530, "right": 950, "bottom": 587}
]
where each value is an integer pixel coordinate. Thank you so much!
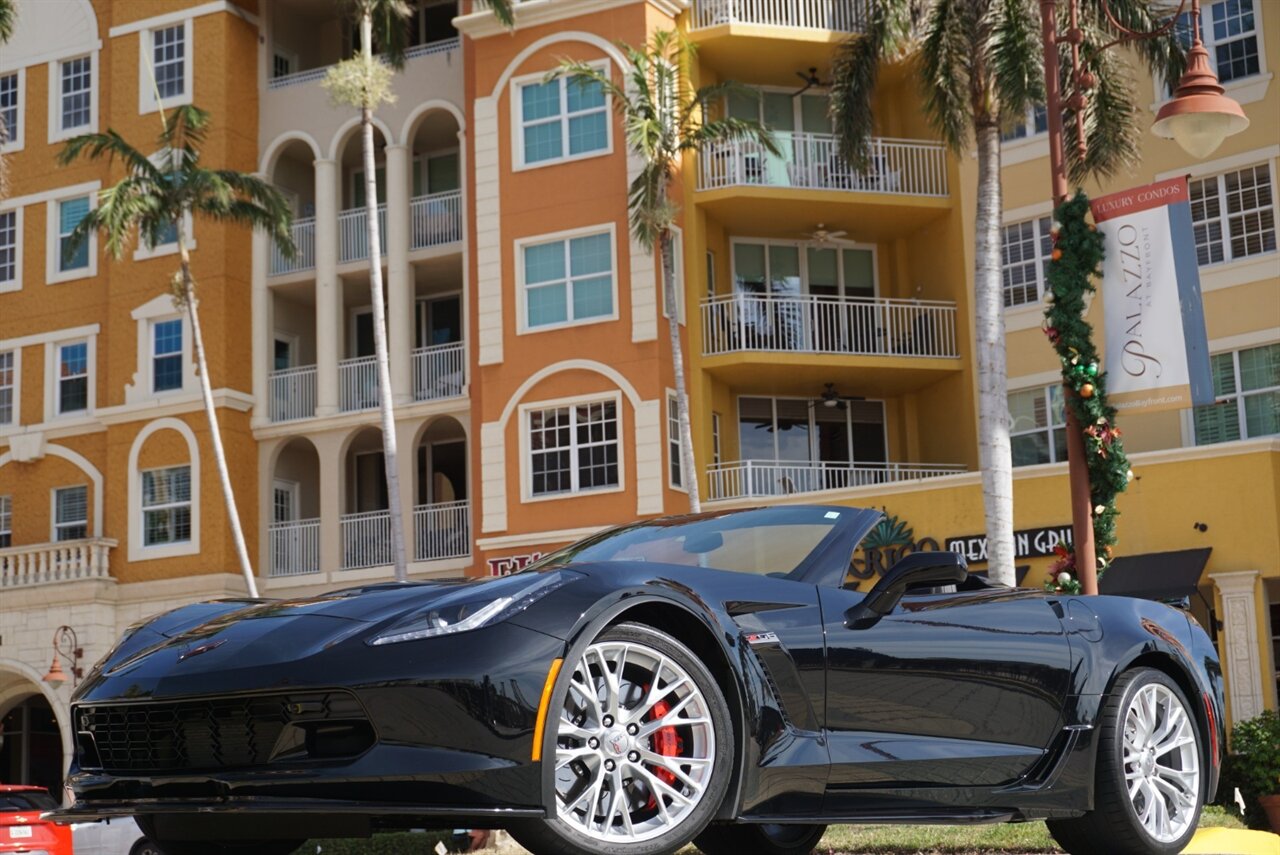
[{"left": 1224, "top": 709, "right": 1280, "bottom": 830}]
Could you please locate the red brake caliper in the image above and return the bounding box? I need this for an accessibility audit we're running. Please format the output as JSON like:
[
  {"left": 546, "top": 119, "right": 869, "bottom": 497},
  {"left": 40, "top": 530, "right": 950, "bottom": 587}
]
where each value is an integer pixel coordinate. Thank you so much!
[{"left": 647, "top": 698, "right": 684, "bottom": 803}]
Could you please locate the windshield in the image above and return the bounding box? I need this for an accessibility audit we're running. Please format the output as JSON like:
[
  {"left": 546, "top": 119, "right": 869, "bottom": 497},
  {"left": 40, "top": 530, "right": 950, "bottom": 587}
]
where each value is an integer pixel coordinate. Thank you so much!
[{"left": 529, "top": 506, "right": 845, "bottom": 577}]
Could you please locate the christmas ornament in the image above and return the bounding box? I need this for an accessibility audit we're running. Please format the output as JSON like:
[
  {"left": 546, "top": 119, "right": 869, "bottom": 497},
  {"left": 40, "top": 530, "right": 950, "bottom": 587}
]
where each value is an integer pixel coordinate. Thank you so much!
[
  {"left": 1080, "top": 383, "right": 1095, "bottom": 398},
  {"left": 1057, "top": 571, "right": 1073, "bottom": 586}
]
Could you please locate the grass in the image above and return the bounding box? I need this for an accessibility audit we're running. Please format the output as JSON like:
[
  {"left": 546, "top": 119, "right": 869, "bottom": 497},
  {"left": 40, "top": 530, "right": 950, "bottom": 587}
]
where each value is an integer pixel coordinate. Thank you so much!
[{"left": 299, "top": 805, "right": 1249, "bottom": 854}]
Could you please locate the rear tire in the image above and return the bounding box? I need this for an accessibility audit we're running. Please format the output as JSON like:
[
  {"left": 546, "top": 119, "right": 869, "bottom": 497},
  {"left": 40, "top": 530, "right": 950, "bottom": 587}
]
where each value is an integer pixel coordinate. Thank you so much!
[
  {"left": 694, "top": 822, "right": 826, "bottom": 855},
  {"left": 1047, "top": 667, "right": 1203, "bottom": 855},
  {"left": 510, "top": 622, "right": 733, "bottom": 855}
]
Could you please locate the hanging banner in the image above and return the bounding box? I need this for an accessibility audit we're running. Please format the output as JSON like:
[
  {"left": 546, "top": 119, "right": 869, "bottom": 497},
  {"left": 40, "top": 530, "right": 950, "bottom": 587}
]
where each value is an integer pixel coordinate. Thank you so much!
[{"left": 1090, "top": 177, "right": 1213, "bottom": 414}]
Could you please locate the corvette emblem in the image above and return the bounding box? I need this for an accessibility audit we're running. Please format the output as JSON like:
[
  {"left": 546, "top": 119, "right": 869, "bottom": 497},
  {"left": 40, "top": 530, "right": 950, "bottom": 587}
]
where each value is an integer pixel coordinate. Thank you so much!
[
  {"left": 744, "top": 632, "right": 779, "bottom": 646},
  {"left": 178, "top": 639, "right": 227, "bottom": 661},
  {"left": 606, "top": 733, "right": 627, "bottom": 756}
]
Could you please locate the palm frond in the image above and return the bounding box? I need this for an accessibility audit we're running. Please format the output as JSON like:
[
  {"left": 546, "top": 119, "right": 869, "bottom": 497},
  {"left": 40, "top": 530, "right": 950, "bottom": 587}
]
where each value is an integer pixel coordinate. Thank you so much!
[
  {"left": 681, "top": 118, "right": 778, "bottom": 157},
  {"left": 58, "top": 129, "right": 163, "bottom": 181},
  {"left": 920, "top": 0, "right": 975, "bottom": 150},
  {"left": 1064, "top": 42, "right": 1140, "bottom": 184},
  {"left": 64, "top": 178, "right": 162, "bottom": 261},
  {"left": 372, "top": 0, "right": 413, "bottom": 69},
  {"left": 0, "top": 0, "right": 15, "bottom": 43},
  {"left": 483, "top": 0, "right": 516, "bottom": 29},
  {"left": 831, "top": 0, "right": 917, "bottom": 167},
  {"left": 990, "top": 0, "right": 1045, "bottom": 124},
  {"left": 1077, "top": 0, "right": 1185, "bottom": 88}
]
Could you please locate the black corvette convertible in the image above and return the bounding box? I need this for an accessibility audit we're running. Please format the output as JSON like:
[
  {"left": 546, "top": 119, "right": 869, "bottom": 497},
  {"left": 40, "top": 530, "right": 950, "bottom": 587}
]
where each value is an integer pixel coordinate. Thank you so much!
[{"left": 54, "top": 505, "right": 1222, "bottom": 855}]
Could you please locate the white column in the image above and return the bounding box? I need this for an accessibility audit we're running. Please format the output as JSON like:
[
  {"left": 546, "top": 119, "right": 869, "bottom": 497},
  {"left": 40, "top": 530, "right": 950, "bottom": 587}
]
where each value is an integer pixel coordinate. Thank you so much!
[
  {"left": 1214, "top": 570, "right": 1266, "bottom": 725},
  {"left": 251, "top": 228, "right": 270, "bottom": 427},
  {"left": 314, "top": 159, "right": 341, "bottom": 416},
  {"left": 316, "top": 432, "right": 344, "bottom": 578},
  {"left": 385, "top": 144, "right": 413, "bottom": 405}
]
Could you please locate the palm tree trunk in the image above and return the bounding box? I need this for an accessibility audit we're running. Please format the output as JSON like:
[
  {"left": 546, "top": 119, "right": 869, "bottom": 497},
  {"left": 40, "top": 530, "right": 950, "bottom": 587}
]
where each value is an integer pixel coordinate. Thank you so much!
[
  {"left": 360, "top": 12, "right": 408, "bottom": 582},
  {"left": 178, "top": 238, "right": 259, "bottom": 598},
  {"left": 974, "top": 122, "right": 1016, "bottom": 586},
  {"left": 660, "top": 229, "right": 700, "bottom": 513}
]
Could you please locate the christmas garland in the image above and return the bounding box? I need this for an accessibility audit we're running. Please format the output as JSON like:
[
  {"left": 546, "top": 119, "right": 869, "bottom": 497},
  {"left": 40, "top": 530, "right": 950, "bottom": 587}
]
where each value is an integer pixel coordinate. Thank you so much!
[{"left": 1041, "top": 192, "right": 1134, "bottom": 594}]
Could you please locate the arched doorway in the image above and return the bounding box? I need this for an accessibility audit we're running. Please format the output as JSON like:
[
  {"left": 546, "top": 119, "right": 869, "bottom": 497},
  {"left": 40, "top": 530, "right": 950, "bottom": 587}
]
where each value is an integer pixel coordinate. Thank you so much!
[{"left": 0, "top": 696, "right": 62, "bottom": 793}]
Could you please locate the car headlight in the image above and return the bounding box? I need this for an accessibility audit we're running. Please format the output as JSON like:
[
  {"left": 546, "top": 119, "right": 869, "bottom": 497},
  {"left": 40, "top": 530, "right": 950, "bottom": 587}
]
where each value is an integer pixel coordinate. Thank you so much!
[{"left": 368, "top": 572, "right": 574, "bottom": 645}]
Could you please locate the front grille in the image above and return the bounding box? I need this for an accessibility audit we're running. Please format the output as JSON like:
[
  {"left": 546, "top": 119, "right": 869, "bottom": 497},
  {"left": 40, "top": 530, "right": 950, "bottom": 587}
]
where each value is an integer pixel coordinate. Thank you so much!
[{"left": 75, "top": 691, "right": 369, "bottom": 774}]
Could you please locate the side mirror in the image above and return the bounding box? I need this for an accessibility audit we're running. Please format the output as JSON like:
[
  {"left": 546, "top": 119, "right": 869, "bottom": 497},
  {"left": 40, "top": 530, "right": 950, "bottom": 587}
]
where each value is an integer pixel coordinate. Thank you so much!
[{"left": 844, "top": 552, "right": 968, "bottom": 630}]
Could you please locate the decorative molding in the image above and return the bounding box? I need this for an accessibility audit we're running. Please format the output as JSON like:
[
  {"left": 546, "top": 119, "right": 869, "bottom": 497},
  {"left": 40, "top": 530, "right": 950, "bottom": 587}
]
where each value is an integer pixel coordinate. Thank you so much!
[
  {"left": 1198, "top": 252, "right": 1280, "bottom": 293},
  {"left": 1207, "top": 329, "right": 1279, "bottom": 354},
  {"left": 126, "top": 417, "right": 201, "bottom": 562},
  {"left": 480, "top": 421, "right": 506, "bottom": 532},
  {"left": 496, "top": 358, "right": 643, "bottom": 429},
  {"left": 0, "top": 323, "right": 100, "bottom": 352},
  {"left": 634, "top": 399, "right": 662, "bottom": 514},
  {"left": 0, "top": 443, "right": 105, "bottom": 537},
  {"left": 1212, "top": 570, "right": 1264, "bottom": 724},
  {"left": 0, "top": 180, "right": 102, "bottom": 213},
  {"left": 107, "top": 1, "right": 258, "bottom": 37},
  {"left": 474, "top": 96, "right": 503, "bottom": 366},
  {"left": 124, "top": 294, "right": 198, "bottom": 406},
  {"left": 0, "top": 0, "right": 99, "bottom": 73},
  {"left": 1000, "top": 135, "right": 1049, "bottom": 168}
]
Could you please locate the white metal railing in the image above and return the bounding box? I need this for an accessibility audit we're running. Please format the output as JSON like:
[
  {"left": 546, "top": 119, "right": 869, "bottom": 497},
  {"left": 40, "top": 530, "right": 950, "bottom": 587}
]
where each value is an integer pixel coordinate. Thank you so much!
[
  {"left": 269, "top": 364, "right": 317, "bottom": 422},
  {"left": 268, "top": 39, "right": 462, "bottom": 90},
  {"left": 691, "top": 0, "right": 869, "bottom": 31},
  {"left": 414, "top": 500, "right": 470, "bottom": 562},
  {"left": 413, "top": 341, "right": 465, "bottom": 402},
  {"left": 270, "top": 217, "right": 316, "bottom": 275},
  {"left": 410, "top": 190, "right": 463, "bottom": 250},
  {"left": 339, "top": 355, "right": 380, "bottom": 412},
  {"left": 707, "top": 460, "right": 966, "bottom": 501},
  {"left": 338, "top": 203, "right": 388, "bottom": 263},
  {"left": 0, "top": 538, "right": 117, "bottom": 588},
  {"left": 341, "top": 509, "right": 393, "bottom": 570},
  {"left": 702, "top": 294, "right": 958, "bottom": 358},
  {"left": 268, "top": 518, "right": 320, "bottom": 577},
  {"left": 699, "top": 133, "right": 948, "bottom": 197}
]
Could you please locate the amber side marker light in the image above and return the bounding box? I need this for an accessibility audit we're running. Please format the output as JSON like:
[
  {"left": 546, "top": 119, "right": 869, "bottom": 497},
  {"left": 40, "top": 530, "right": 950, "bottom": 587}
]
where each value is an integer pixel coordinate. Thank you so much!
[{"left": 531, "top": 658, "right": 565, "bottom": 762}]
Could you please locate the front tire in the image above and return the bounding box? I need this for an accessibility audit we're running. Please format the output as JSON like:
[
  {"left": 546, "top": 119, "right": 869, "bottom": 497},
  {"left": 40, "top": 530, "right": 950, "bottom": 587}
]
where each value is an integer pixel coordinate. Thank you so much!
[
  {"left": 1048, "top": 667, "right": 1203, "bottom": 855},
  {"left": 694, "top": 822, "right": 826, "bottom": 855},
  {"left": 510, "top": 622, "right": 733, "bottom": 855}
]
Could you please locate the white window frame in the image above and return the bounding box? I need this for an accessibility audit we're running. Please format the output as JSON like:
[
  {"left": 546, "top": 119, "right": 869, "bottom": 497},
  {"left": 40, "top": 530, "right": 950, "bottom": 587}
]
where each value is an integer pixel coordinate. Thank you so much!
[
  {"left": 511, "top": 61, "right": 613, "bottom": 171},
  {"left": 661, "top": 226, "right": 686, "bottom": 324},
  {"left": 1001, "top": 104, "right": 1048, "bottom": 143},
  {"left": 51, "top": 484, "right": 89, "bottom": 542},
  {"left": 0, "top": 494, "right": 10, "bottom": 548},
  {"left": 1009, "top": 384, "right": 1068, "bottom": 466},
  {"left": 272, "top": 49, "right": 298, "bottom": 81},
  {"left": 140, "top": 464, "right": 193, "bottom": 548},
  {"left": 0, "top": 205, "right": 21, "bottom": 293},
  {"left": 0, "top": 348, "right": 17, "bottom": 431},
  {"left": 1154, "top": 0, "right": 1270, "bottom": 106},
  {"left": 711, "top": 412, "right": 722, "bottom": 466},
  {"left": 1192, "top": 342, "right": 1280, "bottom": 445},
  {"left": 47, "top": 53, "right": 97, "bottom": 144},
  {"left": 133, "top": 198, "right": 194, "bottom": 261},
  {"left": 46, "top": 191, "right": 98, "bottom": 284},
  {"left": 999, "top": 215, "right": 1054, "bottom": 308},
  {"left": 150, "top": 317, "right": 186, "bottom": 395},
  {"left": 139, "top": 19, "right": 194, "bottom": 115},
  {"left": 516, "top": 222, "right": 619, "bottom": 333},
  {"left": 1188, "top": 163, "right": 1278, "bottom": 268},
  {"left": 44, "top": 335, "right": 96, "bottom": 421},
  {"left": 734, "top": 394, "right": 889, "bottom": 464},
  {"left": 729, "top": 236, "right": 880, "bottom": 298},
  {"left": 272, "top": 478, "right": 300, "bottom": 523},
  {"left": 666, "top": 391, "right": 687, "bottom": 492},
  {"left": 0, "top": 67, "right": 25, "bottom": 154},
  {"left": 519, "top": 391, "right": 626, "bottom": 502},
  {"left": 705, "top": 250, "right": 716, "bottom": 298},
  {"left": 126, "top": 417, "right": 201, "bottom": 561}
]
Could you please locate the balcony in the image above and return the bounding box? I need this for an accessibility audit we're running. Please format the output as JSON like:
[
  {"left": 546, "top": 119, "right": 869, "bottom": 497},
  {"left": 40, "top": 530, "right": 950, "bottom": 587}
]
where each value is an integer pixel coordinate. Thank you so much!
[
  {"left": 338, "top": 204, "right": 388, "bottom": 264},
  {"left": 271, "top": 217, "right": 316, "bottom": 276},
  {"left": 267, "top": 39, "right": 462, "bottom": 91},
  {"left": 690, "top": 0, "right": 869, "bottom": 32},
  {"left": 707, "top": 460, "right": 965, "bottom": 501},
  {"left": 0, "top": 538, "right": 117, "bottom": 588},
  {"left": 699, "top": 134, "right": 947, "bottom": 198},
  {"left": 268, "top": 518, "right": 320, "bottom": 577},
  {"left": 413, "top": 341, "right": 465, "bottom": 402},
  {"left": 269, "top": 365, "right": 317, "bottom": 422},
  {"left": 339, "top": 355, "right": 380, "bottom": 413},
  {"left": 410, "top": 191, "right": 463, "bottom": 250},
  {"left": 338, "top": 501, "right": 470, "bottom": 572}
]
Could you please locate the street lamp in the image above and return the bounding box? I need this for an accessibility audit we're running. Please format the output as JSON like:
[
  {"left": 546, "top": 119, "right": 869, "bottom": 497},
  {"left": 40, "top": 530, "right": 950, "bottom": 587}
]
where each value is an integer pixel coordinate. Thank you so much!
[
  {"left": 42, "top": 625, "right": 83, "bottom": 688},
  {"left": 1036, "top": 0, "right": 1247, "bottom": 595}
]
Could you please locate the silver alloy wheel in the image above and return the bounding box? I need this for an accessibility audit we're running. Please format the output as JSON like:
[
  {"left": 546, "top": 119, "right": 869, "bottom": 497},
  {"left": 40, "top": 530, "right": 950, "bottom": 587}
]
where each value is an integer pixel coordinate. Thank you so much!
[
  {"left": 554, "top": 640, "right": 716, "bottom": 843},
  {"left": 1122, "top": 683, "right": 1201, "bottom": 843}
]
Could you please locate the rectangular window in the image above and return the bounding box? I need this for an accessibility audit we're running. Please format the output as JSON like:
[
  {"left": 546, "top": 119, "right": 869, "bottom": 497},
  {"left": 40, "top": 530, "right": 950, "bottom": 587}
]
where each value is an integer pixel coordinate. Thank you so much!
[
  {"left": 0, "top": 210, "right": 15, "bottom": 284},
  {"left": 58, "top": 196, "right": 90, "bottom": 272},
  {"left": 518, "top": 73, "right": 608, "bottom": 166},
  {"left": 142, "top": 465, "right": 192, "bottom": 546},
  {"left": 1001, "top": 216, "right": 1053, "bottom": 307},
  {"left": 1001, "top": 104, "right": 1049, "bottom": 141},
  {"left": 152, "top": 319, "right": 183, "bottom": 392},
  {"left": 53, "top": 485, "right": 88, "bottom": 541},
  {"left": 1193, "top": 343, "right": 1280, "bottom": 445},
  {"left": 667, "top": 394, "right": 685, "bottom": 489},
  {"left": 0, "top": 495, "right": 10, "bottom": 548},
  {"left": 529, "top": 399, "right": 619, "bottom": 496},
  {"left": 0, "top": 350, "right": 13, "bottom": 425},
  {"left": 1009, "top": 385, "right": 1068, "bottom": 466},
  {"left": 153, "top": 25, "right": 186, "bottom": 100},
  {"left": 1189, "top": 164, "right": 1276, "bottom": 266},
  {"left": 58, "top": 341, "right": 89, "bottom": 414},
  {"left": 523, "top": 230, "right": 614, "bottom": 329},
  {"left": 1171, "top": 0, "right": 1261, "bottom": 90},
  {"left": 0, "top": 73, "right": 18, "bottom": 145},
  {"left": 59, "top": 56, "right": 92, "bottom": 132},
  {"left": 272, "top": 53, "right": 293, "bottom": 79}
]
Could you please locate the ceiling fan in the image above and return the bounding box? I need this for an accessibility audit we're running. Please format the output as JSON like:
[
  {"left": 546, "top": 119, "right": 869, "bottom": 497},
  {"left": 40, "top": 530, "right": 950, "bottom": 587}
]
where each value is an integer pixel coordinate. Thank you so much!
[
  {"left": 821, "top": 383, "right": 847, "bottom": 410},
  {"left": 801, "top": 224, "right": 848, "bottom": 244},
  {"left": 793, "top": 67, "right": 829, "bottom": 97}
]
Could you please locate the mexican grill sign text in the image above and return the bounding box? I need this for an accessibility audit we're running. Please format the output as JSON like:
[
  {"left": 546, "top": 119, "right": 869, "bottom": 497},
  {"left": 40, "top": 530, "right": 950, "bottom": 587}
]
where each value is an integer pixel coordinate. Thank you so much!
[{"left": 1090, "top": 178, "right": 1212, "bottom": 414}]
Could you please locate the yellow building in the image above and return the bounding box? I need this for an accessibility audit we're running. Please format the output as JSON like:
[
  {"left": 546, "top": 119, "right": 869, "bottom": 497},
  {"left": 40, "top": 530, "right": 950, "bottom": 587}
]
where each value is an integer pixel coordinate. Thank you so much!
[{"left": 0, "top": 0, "right": 1276, "bottom": 792}]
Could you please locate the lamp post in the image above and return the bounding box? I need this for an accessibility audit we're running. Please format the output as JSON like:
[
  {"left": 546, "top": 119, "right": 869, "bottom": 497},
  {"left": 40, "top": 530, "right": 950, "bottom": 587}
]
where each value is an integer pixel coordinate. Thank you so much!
[
  {"left": 1036, "top": 0, "right": 1247, "bottom": 595},
  {"left": 42, "top": 625, "right": 83, "bottom": 688}
]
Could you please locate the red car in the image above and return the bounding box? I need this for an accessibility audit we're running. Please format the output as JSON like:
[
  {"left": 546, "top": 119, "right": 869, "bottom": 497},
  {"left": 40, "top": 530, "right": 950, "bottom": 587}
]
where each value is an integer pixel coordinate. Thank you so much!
[{"left": 0, "top": 786, "right": 71, "bottom": 855}]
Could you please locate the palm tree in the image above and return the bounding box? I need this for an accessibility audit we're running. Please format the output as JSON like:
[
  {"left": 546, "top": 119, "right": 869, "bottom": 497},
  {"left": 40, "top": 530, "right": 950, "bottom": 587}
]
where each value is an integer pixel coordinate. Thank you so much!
[
  {"left": 831, "top": 0, "right": 1181, "bottom": 585},
  {"left": 557, "top": 31, "right": 777, "bottom": 513},
  {"left": 324, "top": 0, "right": 514, "bottom": 582},
  {"left": 59, "top": 105, "right": 296, "bottom": 598},
  {"left": 0, "top": 0, "right": 16, "bottom": 198}
]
